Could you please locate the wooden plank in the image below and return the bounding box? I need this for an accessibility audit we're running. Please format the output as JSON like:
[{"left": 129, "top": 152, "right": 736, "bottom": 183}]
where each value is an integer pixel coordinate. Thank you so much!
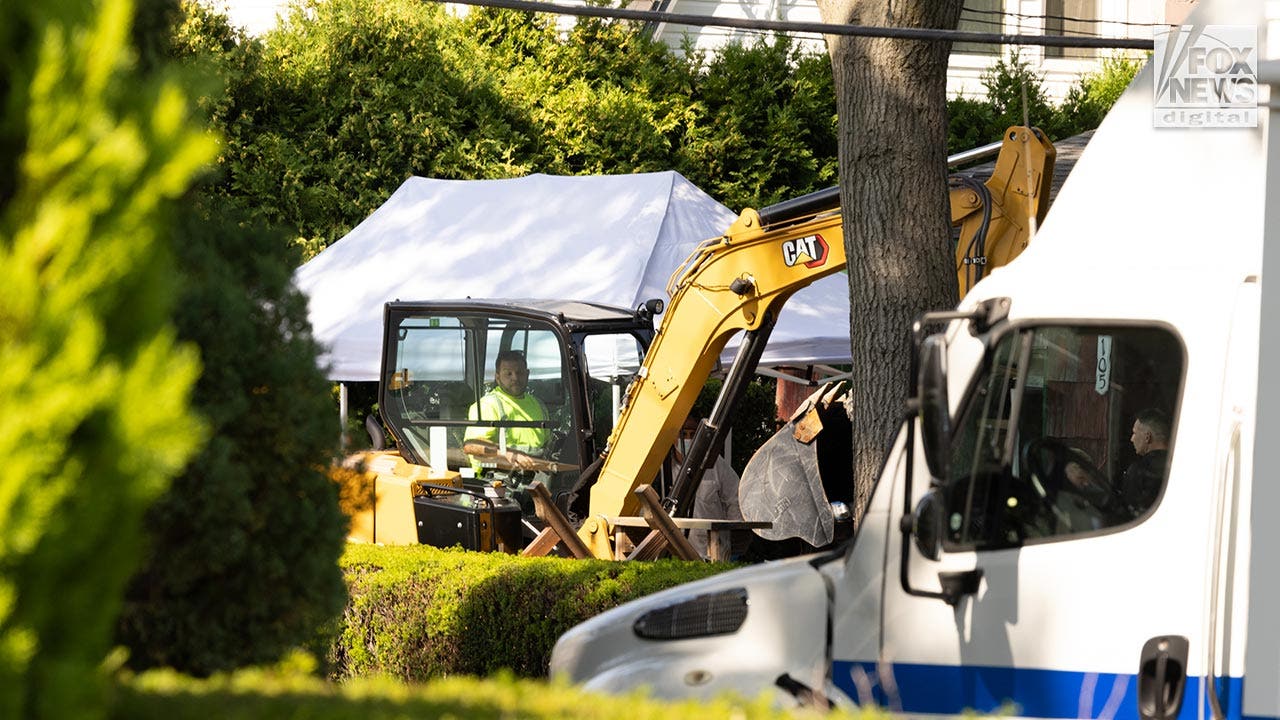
[
  {"left": 707, "top": 529, "right": 730, "bottom": 562},
  {"left": 635, "top": 486, "right": 701, "bottom": 561},
  {"left": 520, "top": 527, "right": 561, "bottom": 557},
  {"left": 612, "top": 529, "right": 636, "bottom": 560},
  {"left": 625, "top": 530, "right": 669, "bottom": 561},
  {"left": 606, "top": 516, "right": 771, "bottom": 531},
  {"left": 528, "top": 481, "right": 592, "bottom": 559}
]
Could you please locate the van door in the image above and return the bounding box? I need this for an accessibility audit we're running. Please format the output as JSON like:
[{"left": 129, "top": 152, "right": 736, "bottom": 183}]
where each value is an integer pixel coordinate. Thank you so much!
[
  {"left": 874, "top": 323, "right": 1207, "bottom": 717},
  {"left": 1205, "top": 281, "right": 1257, "bottom": 720}
]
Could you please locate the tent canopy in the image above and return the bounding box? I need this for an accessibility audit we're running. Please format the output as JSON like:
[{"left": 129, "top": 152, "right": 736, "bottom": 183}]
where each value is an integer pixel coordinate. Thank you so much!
[{"left": 296, "top": 171, "right": 853, "bottom": 381}]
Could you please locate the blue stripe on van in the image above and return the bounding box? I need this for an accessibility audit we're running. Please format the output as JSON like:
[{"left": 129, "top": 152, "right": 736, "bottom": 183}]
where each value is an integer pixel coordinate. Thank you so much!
[
  {"left": 1212, "top": 675, "right": 1244, "bottom": 720},
  {"left": 833, "top": 661, "right": 1249, "bottom": 719}
]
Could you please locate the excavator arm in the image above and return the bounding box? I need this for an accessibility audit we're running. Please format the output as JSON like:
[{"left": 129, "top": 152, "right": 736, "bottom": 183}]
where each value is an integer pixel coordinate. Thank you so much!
[
  {"left": 579, "top": 127, "right": 1055, "bottom": 558},
  {"left": 952, "top": 126, "right": 1056, "bottom": 293},
  {"left": 586, "top": 207, "right": 849, "bottom": 523}
]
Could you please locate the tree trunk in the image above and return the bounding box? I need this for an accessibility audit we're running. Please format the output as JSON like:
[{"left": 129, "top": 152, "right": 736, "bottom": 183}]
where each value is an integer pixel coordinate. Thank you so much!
[{"left": 813, "top": 0, "right": 963, "bottom": 526}]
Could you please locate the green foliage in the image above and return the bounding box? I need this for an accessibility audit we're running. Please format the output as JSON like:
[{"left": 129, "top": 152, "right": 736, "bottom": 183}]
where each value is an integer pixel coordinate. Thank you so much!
[
  {"left": 113, "top": 662, "right": 894, "bottom": 719},
  {"left": 182, "top": 0, "right": 1136, "bottom": 262},
  {"left": 116, "top": 195, "right": 350, "bottom": 676},
  {"left": 180, "top": 0, "right": 840, "bottom": 257},
  {"left": 980, "top": 51, "right": 1060, "bottom": 132},
  {"left": 467, "top": 10, "right": 687, "bottom": 176},
  {"left": 169, "top": 0, "right": 269, "bottom": 135},
  {"left": 1057, "top": 55, "right": 1144, "bottom": 133},
  {"left": 948, "top": 51, "right": 1144, "bottom": 151},
  {"left": 945, "top": 96, "right": 999, "bottom": 155},
  {"left": 0, "top": 0, "right": 216, "bottom": 716},
  {"left": 691, "top": 379, "right": 778, "bottom": 474},
  {"left": 946, "top": 50, "right": 1064, "bottom": 149},
  {"left": 328, "top": 544, "right": 731, "bottom": 681},
  {"left": 130, "top": 0, "right": 184, "bottom": 72},
  {"left": 197, "top": 0, "right": 564, "bottom": 251},
  {"left": 732, "top": 380, "right": 781, "bottom": 473},
  {"left": 675, "top": 38, "right": 838, "bottom": 210}
]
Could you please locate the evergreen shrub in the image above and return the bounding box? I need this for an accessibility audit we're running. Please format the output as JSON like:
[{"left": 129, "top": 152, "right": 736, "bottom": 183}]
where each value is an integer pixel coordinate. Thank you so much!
[
  {"left": 948, "top": 50, "right": 1146, "bottom": 150},
  {"left": 692, "top": 378, "right": 779, "bottom": 475},
  {"left": 186, "top": 0, "right": 842, "bottom": 257},
  {"left": 1057, "top": 55, "right": 1144, "bottom": 133},
  {"left": 0, "top": 0, "right": 215, "bottom": 716},
  {"left": 181, "top": 0, "right": 1143, "bottom": 261},
  {"left": 116, "top": 196, "right": 350, "bottom": 676},
  {"left": 675, "top": 37, "right": 838, "bottom": 210}
]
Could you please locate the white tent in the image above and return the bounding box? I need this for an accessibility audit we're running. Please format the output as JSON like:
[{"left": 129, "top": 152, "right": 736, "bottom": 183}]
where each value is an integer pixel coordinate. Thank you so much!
[{"left": 295, "top": 171, "right": 854, "bottom": 382}]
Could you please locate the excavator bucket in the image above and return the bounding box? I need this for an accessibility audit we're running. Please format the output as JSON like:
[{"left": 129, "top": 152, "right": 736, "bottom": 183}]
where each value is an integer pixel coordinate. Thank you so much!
[{"left": 738, "top": 382, "right": 852, "bottom": 548}]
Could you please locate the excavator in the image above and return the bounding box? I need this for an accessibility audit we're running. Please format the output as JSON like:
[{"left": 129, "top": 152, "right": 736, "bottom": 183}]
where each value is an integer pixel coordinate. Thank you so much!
[{"left": 342, "top": 126, "right": 1055, "bottom": 558}]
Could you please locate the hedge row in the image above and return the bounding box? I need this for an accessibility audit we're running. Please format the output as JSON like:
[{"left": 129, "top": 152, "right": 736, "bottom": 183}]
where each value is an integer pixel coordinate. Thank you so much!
[
  {"left": 325, "top": 544, "right": 736, "bottom": 681},
  {"left": 112, "top": 662, "right": 889, "bottom": 720}
]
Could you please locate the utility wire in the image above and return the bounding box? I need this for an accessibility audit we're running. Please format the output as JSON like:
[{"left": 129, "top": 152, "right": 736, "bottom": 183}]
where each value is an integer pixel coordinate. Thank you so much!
[
  {"left": 958, "top": 14, "right": 1127, "bottom": 41},
  {"left": 434, "top": 0, "right": 1156, "bottom": 50},
  {"left": 962, "top": 5, "right": 1174, "bottom": 31}
]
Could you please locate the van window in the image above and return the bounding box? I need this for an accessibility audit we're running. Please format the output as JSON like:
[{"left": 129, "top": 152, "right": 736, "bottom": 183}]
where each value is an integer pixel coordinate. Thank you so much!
[{"left": 941, "top": 325, "right": 1183, "bottom": 550}]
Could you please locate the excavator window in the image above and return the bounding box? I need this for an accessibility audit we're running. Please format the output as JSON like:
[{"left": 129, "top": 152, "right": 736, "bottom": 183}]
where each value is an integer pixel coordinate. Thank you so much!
[
  {"left": 386, "top": 310, "right": 602, "bottom": 515},
  {"left": 581, "top": 333, "right": 646, "bottom": 447}
]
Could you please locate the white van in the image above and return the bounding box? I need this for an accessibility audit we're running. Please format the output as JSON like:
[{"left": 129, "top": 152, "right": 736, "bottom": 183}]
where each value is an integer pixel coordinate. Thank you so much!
[{"left": 549, "top": 0, "right": 1280, "bottom": 716}]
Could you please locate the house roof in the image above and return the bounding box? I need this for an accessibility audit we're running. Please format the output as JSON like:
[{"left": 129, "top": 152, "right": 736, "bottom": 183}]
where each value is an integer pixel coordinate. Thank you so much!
[
  {"left": 958, "top": 129, "right": 1096, "bottom": 208},
  {"left": 1044, "top": 130, "right": 1096, "bottom": 205}
]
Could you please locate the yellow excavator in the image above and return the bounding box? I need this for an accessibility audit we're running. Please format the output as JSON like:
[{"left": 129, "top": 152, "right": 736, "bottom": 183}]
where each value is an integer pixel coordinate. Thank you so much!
[
  {"left": 573, "top": 125, "right": 1055, "bottom": 558},
  {"left": 342, "top": 126, "right": 1055, "bottom": 558}
]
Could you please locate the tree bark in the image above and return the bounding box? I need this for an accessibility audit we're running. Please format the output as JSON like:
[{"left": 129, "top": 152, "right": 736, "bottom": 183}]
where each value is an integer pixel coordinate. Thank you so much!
[{"left": 813, "top": 0, "right": 963, "bottom": 526}]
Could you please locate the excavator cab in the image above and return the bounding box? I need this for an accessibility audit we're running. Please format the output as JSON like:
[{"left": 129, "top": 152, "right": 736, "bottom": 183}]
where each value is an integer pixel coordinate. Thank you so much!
[{"left": 351, "top": 299, "right": 654, "bottom": 549}]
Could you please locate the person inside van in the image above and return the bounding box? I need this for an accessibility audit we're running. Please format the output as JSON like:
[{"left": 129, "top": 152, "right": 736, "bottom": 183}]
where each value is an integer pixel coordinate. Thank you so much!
[{"left": 1118, "top": 407, "right": 1171, "bottom": 517}]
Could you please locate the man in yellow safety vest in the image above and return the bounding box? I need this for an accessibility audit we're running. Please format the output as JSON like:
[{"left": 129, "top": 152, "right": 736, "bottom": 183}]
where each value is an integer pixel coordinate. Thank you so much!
[{"left": 462, "top": 350, "right": 549, "bottom": 478}]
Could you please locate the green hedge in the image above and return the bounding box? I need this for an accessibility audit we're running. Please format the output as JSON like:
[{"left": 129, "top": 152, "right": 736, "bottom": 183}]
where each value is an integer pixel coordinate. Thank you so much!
[
  {"left": 327, "top": 544, "right": 734, "bottom": 681},
  {"left": 112, "top": 663, "right": 889, "bottom": 720}
]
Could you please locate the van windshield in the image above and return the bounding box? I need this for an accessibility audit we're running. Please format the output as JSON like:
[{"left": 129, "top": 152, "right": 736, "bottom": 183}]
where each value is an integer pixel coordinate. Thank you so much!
[{"left": 941, "top": 324, "right": 1184, "bottom": 550}]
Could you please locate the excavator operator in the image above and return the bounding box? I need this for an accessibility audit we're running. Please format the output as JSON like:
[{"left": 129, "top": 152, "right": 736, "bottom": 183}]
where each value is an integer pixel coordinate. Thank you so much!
[{"left": 462, "top": 350, "right": 549, "bottom": 478}]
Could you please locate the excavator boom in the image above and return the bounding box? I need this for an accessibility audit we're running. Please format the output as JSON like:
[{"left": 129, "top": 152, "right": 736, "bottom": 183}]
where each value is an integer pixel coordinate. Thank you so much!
[{"left": 587, "top": 207, "right": 849, "bottom": 521}]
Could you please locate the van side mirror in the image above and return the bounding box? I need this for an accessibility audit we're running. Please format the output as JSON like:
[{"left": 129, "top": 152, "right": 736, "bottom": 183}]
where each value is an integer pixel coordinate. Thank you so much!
[
  {"left": 909, "top": 489, "right": 945, "bottom": 561},
  {"left": 917, "top": 333, "right": 951, "bottom": 481}
]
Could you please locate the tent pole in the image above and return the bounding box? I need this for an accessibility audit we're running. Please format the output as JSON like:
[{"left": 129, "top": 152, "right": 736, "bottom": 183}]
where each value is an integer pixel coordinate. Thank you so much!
[{"left": 339, "top": 382, "right": 349, "bottom": 450}]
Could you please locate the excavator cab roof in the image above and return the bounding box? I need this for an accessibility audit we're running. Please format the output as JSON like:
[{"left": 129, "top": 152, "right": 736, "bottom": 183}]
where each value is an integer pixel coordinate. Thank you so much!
[{"left": 385, "top": 299, "right": 654, "bottom": 331}]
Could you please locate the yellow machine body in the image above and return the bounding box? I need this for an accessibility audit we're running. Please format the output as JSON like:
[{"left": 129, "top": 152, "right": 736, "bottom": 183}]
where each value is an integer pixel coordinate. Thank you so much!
[{"left": 342, "top": 450, "right": 461, "bottom": 545}]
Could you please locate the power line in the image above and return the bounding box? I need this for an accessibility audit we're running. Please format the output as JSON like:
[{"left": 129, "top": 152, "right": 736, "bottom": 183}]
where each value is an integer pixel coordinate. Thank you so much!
[
  {"left": 962, "top": 4, "right": 1174, "bottom": 31},
  {"left": 959, "top": 12, "right": 1121, "bottom": 40},
  {"left": 433, "top": 0, "right": 1156, "bottom": 50},
  {"left": 958, "top": 11, "right": 1149, "bottom": 41}
]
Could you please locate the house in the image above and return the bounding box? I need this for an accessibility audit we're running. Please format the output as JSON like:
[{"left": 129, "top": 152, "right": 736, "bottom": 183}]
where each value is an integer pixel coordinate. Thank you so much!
[{"left": 633, "top": 0, "right": 1195, "bottom": 101}]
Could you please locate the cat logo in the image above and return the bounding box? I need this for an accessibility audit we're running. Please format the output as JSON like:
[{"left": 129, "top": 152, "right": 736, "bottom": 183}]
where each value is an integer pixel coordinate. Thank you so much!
[{"left": 781, "top": 234, "right": 829, "bottom": 269}]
